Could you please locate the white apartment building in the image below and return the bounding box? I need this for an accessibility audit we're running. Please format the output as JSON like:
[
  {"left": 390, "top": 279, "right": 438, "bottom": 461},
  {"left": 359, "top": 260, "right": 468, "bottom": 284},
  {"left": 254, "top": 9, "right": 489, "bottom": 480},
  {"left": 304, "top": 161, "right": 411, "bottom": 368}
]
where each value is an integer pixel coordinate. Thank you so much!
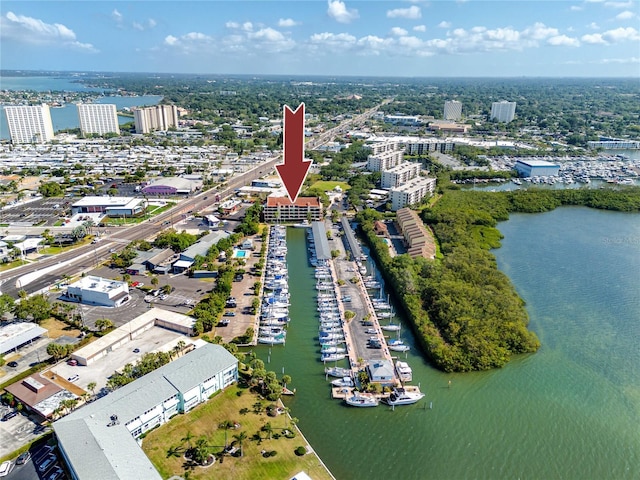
[
  {"left": 405, "top": 139, "right": 454, "bottom": 155},
  {"left": 367, "top": 150, "right": 404, "bottom": 172},
  {"left": 367, "top": 140, "right": 401, "bottom": 156},
  {"left": 133, "top": 105, "right": 179, "bottom": 133},
  {"left": 490, "top": 101, "right": 517, "bottom": 123},
  {"left": 77, "top": 103, "right": 120, "bottom": 136},
  {"left": 444, "top": 100, "right": 462, "bottom": 121},
  {"left": 4, "top": 104, "right": 54, "bottom": 144},
  {"left": 390, "top": 176, "right": 437, "bottom": 211},
  {"left": 381, "top": 162, "right": 422, "bottom": 189}
]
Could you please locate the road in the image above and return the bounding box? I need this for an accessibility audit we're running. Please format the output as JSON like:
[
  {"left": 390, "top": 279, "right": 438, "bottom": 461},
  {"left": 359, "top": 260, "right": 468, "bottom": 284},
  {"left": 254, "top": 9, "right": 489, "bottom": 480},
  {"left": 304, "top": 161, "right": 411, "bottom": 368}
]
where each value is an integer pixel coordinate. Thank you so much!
[{"left": 0, "top": 99, "right": 391, "bottom": 298}]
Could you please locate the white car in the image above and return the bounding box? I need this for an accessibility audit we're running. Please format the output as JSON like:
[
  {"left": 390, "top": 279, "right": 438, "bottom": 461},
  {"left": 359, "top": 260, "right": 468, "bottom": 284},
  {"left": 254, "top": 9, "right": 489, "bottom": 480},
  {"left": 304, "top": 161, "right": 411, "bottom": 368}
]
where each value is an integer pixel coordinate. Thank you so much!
[{"left": 0, "top": 460, "right": 14, "bottom": 477}]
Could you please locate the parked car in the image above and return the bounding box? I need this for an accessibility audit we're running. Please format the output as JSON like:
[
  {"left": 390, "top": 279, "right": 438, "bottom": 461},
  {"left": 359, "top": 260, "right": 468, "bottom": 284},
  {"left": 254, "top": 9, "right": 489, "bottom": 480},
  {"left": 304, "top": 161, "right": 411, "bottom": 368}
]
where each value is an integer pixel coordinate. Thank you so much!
[
  {"left": 47, "top": 467, "right": 63, "bottom": 480},
  {"left": 223, "top": 311, "right": 236, "bottom": 317},
  {"left": 1, "top": 411, "right": 18, "bottom": 422},
  {"left": 7, "top": 361, "right": 18, "bottom": 368},
  {"left": 16, "top": 451, "right": 31, "bottom": 465},
  {"left": 67, "top": 359, "right": 78, "bottom": 366},
  {"left": 67, "top": 375, "right": 79, "bottom": 383},
  {"left": 133, "top": 348, "right": 140, "bottom": 353},
  {"left": 38, "top": 455, "right": 56, "bottom": 472},
  {"left": 0, "top": 460, "right": 14, "bottom": 477}
]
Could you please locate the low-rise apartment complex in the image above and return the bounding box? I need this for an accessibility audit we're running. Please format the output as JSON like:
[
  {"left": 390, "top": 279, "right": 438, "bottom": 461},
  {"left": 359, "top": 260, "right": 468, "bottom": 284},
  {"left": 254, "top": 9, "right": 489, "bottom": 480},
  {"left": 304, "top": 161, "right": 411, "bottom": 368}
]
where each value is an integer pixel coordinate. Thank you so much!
[{"left": 396, "top": 208, "right": 436, "bottom": 259}]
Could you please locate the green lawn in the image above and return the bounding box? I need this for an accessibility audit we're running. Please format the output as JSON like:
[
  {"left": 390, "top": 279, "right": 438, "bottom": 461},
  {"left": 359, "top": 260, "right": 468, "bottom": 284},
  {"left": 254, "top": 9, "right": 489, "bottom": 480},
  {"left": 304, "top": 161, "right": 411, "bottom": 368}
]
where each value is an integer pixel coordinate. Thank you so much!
[
  {"left": 142, "top": 384, "right": 334, "bottom": 480},
  {"left": 309, "top": 181, "right": 350, "bottom": 192}
]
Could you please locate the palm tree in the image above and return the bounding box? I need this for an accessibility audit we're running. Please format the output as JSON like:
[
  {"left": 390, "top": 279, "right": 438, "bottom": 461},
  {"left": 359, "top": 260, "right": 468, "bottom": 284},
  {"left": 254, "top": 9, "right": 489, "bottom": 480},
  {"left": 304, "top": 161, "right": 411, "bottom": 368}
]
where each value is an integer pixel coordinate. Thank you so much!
[
  {"left": 218, "top": 420, "right": 234, "bottom": 448},
  {"left": 232, "top": 431, "right": 247, "bottom": 457},
  {"left": 191, "top": 437, "right": 210, "bottom": 465},
  {"left": 87, "top": 382, "right": 97, "bottom": 397},
  {"left": 261, "top": 422, "right": 273, "bottom": 440},
  {"left": 181, "top": 431, "right": 194, "bottom": 451},
  {"left": 166, "top": 444, "right": 183, "bottom": 459}
]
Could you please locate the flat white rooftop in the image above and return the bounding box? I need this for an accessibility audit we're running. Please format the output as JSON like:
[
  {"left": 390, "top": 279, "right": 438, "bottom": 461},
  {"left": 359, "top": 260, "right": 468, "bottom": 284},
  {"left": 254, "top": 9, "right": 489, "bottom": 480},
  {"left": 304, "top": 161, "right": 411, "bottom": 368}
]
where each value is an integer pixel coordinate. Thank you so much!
[
  {"left": 516, "top": 159, "right": 560, "bottom": 167},
  {"left": 69, "top": 276, "right": 126, "bottom": 293},
  {"left": 72, "top": 196, "right": 140, "bottom": 208}
]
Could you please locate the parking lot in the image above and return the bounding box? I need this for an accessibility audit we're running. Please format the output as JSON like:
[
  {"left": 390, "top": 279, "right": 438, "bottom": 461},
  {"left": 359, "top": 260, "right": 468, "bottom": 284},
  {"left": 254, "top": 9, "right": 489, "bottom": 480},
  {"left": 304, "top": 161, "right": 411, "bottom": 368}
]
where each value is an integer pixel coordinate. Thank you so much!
[
  {"left": 0, "top": 406, "right": 48, "bottom": 461},
  {"left": 0, "top": 198, "right": 69, "bottom": 227},
  {"left": 46, "top": 326, "right": 186, "bottom": 397},
  {"left": 3, "top": 441, "right": 66, "bottom": 480}
]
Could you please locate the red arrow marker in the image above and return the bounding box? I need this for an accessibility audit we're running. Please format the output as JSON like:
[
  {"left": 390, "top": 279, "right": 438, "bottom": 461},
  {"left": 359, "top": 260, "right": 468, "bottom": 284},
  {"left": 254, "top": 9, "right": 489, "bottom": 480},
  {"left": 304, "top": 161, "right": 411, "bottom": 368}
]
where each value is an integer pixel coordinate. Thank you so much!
[{"left": 276, "top": 103, "right": 312, "bottom": 203}]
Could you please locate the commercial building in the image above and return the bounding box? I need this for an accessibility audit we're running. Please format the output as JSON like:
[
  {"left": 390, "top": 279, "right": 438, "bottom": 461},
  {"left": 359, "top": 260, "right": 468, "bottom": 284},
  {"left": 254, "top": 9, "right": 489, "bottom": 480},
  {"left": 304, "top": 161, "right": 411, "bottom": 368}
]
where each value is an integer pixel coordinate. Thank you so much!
[
  {"left": 65, "top": 276, "right": 130, "bottom": 308},
  {"left": 174, "top": 231, "right": 231, "bottom": 272},
  {"left": 396, "top": 208, "right": 436, "bottom": 259},
  {"left": 77, "top": 104, "right": 120, "bottom": 136},
  {"left": 70, "top": 308, "right": 196, "bottom": 366},
  {"left": 4, "top": 104, "right": 54, "bottom": 144},
  {"left": 444, "top": 100, "right": 462, "bottom": 121},
  {"left": 71, "top": 196, "right": 146, "bottom": 217},
  {"left": 587, "top": 137, "right": 640, "bottom": 149},
  {"left": 490, "top": 101, "right": 517, "bottom": 123},
  {"left": 6, "top": 374, "right": 77, "bottom": 420},
  {"left": 141, "top": 177, "right": 200, "bottom": 195},
  {"left": 133, "top": 105, "right": 179, "bottom": 134},
  {"left": 54, "top": 343, "right": 238, "bottom": 480},
  {"left": 514, "top": 159, "right": 560, "bottom": 177},
  {"left": 381, "top": 162, "right": 422, "bottom": 189},
  {"left": 383, "top": 115, "right": 422, "bottom": 126},
  {"left": 263, "top": 196, "right": 323, "bottom": 224},
  {"left": 390, "top": 176, "right": 436, "bottom": 211},
  {"left": 405, "top": 139, "right": 454, "bottom": 154},
  {"left": 0, "top": 322, "right": 47, "bottom": 355}
]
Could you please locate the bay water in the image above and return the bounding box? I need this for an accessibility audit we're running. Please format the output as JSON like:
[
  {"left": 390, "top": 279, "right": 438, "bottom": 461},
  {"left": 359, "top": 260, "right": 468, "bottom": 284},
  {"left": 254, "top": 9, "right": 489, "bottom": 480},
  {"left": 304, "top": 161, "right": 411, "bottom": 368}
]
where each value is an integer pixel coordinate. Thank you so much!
[{"left": 260, "top": 208, "right": 640, "bottom": 480}]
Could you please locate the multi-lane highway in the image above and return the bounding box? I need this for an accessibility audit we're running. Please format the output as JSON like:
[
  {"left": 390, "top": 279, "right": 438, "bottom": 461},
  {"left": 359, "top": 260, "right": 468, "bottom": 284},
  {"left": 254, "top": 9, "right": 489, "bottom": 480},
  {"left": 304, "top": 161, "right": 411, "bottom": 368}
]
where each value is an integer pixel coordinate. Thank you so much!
[{"left": 0, "top": 99, "right": 391, "bottom": 298}]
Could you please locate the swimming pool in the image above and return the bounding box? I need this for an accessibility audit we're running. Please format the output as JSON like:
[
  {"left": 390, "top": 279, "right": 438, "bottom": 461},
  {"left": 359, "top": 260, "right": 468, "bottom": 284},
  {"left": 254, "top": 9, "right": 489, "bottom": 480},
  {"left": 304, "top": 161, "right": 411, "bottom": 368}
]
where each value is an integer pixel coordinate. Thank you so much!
[{"left": 232, "top": 249, "right": 249, "bottom": 258}]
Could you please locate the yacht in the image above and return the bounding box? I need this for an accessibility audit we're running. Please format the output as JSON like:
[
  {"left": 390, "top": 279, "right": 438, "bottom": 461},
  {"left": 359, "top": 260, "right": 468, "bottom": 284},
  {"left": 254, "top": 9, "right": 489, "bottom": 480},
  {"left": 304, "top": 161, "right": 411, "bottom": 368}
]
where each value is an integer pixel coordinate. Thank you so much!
[
  {"left": 395, "top": 361, "right": 413, "bottom": 382},
  {"left": 381, "top": 323, "right": 401, "bottom": 332},
  {"left": 325, "top": 366, "right": 351, "bottom": 378},
  {"left": 331, "top": 376, "right": 354, "bottom": 388},
  {"left": 383, "top": 387, "right": 425, "bottom": 406},
  {"left": 345, "top": 392, "right": 379, "bottom": 407},
  {"left": 321, "top": 352, "right": 347, "bottom": 362},
  {"left": 389, "top": 344, "right": 410, "bottom": 352}
]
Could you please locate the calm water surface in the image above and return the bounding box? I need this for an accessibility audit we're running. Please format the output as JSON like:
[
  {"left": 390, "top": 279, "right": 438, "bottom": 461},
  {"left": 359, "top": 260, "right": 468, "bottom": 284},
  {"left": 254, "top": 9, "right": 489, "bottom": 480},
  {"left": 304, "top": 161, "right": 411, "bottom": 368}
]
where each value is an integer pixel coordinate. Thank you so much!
[{"left": 260, "top": 209, "right": 640, "bottom": 480}]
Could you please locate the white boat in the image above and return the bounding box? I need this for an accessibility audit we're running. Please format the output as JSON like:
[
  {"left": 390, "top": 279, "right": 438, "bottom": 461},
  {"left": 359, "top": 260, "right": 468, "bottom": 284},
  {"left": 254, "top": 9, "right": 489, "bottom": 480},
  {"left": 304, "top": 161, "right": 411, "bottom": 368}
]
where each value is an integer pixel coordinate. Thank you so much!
[
  {"left": 321, "top": 353, "right": 347, "bottom": 362},
  {"left": 345, "top": 392, "right": 379, "bottom": 407},
  {"left": 293, "top": 220, "right": 312, "bottom": 228},
  {"left": 331, "top": 376, "right": 354, "bottom": 388},
  {"left": 321, "top": 345, "right": 346, "bottom": 354},
  {"left": 389, "top": 344, "right": 410, "bottom": 352},
  {"left": 383, "top": 387, "right": 425, "bottom": 406},
  {"left": 381, "top": 323, "right": 401, "bottom": 332},
  {"left": 258, "top": 333, "right": 286, "bottom": 345},
  {"left": 325, "top": 366, "right": 351, "bottom": 378},
  {"left": 395, "top": 361, "right": 413, "bottom": 382}
]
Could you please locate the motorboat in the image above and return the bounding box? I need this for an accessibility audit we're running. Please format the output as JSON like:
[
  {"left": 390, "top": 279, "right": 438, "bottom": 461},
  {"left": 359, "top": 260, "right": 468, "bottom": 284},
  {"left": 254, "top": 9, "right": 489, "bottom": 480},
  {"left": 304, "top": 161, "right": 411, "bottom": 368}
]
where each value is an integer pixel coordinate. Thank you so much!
[
  {"left": 331, "top": 376, "right": 354, "bottom": 388},
  {"left": 258, "top": 333, "right": 286, "bottom": 345},
  {"left": 325, "top": 366, "right": 351, "bottom": 378},
  {"left": 389, "top": 344, "right": 410, "bottom": 352},
  {"left": 321, "top": 345, "right": 346, "bottom": 354},
  {"left": 321, "top": 353, "right": 347, "bottom": 362},
  {"left": 345, "top": 392, "right": 379, "bottom": 407},
  {"left": 395, "top": 361, "right": 413, "bottom": 382},
  {"left": 381, "top": 323, "right": 401, "bottom": 332},
  {"left": 383, "top": 387, "right": 425, "bottom": 406}
]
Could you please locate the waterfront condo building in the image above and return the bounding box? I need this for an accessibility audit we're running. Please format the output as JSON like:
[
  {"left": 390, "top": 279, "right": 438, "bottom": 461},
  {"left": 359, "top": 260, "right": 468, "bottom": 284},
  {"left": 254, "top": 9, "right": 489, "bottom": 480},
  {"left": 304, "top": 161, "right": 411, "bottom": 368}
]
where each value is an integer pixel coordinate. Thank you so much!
[
  {"left": 396, "top": 207, "right": 436, "bottom": 260},
  {"left": 263, "top": 196, "right": 323, "bottom": 223},
  {"left": 4, "top": 104, "right": 54, "bottom": 144},
  {"left": 77, "top": 103, "right": 120, "bottom": 136},
  {"left": 390, "top": 176, "right": 437, "bottom": 211},
  {"left": 444, "top": 100, "right": 462, "bottom": 121},
  {"left": 133, "top": 105, "right": 179, "bottom": 134},
  {"left": 381, "top": 161, "right": 422, "bottom": 189},
  {"left": 405, "top": 139, "right": 454, "bottom": 155},
  {"left": 490, "top": 101, "right": 517, "bottom": 123},
  {"left": 367, "top": 142, "right": 404, "bottom": 172}
]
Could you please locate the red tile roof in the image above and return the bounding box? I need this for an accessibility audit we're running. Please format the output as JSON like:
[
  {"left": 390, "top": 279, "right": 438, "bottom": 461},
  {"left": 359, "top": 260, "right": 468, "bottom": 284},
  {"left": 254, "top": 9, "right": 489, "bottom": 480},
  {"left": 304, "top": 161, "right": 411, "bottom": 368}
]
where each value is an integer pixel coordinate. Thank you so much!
[{"left": 266, "top": 196, "right": 320, "bottom": 207}]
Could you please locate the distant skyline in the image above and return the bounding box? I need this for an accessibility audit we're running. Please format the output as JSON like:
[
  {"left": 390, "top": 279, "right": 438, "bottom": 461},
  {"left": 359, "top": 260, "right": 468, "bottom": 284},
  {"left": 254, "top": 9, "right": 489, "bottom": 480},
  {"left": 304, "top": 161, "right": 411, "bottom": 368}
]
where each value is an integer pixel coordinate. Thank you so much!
[{"left": 1, "top": 1, "right": 639, "bottom": 77}]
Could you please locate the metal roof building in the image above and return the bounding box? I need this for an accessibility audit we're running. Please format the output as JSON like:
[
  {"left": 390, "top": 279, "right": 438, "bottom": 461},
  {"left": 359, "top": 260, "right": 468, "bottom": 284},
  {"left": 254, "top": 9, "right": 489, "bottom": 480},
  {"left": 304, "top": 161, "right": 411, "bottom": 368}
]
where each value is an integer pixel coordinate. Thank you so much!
[
  {"left": 311, "top": 221, "right": 332, "bottom": 261},
  {"left": 0, "top": 322, "right": 48, "bottom": 355},
  {"left": 54, "top": 343, "right": 238, "bottom": 480}
]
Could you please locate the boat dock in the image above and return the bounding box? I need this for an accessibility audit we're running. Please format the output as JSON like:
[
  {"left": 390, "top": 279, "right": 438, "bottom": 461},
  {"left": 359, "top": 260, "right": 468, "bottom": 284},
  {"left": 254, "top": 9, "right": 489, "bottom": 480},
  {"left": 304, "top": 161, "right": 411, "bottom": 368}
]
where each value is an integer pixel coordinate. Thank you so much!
[{"left": 311, "top": 219, "right": 398, "bottom": 383}]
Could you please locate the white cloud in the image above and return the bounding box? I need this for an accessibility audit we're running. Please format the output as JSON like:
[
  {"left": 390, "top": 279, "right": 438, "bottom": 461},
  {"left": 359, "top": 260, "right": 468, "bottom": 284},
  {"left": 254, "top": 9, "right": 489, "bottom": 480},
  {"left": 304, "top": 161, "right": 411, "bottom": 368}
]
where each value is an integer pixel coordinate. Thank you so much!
[
  {"left": 588, "top": 22, "right": 600, "bottom": 29},
  {"left": 1, "top": 11, "right": 97, "bottom": 51},
  {"left": 112, "top": 9, "right": 123, "bottom": 23},
  {"left": 581, "top": 26, "right": 640, "bottom": 44},
  {"left": 133, "top": 22, "right": 143, "bottom": 31},
  {"left": 438, "top": 21, "right": 452, "bottom": 28},
  {"left": 309, "top": 32, "right": 357, "bottom": 51},
  {"left": 598, "top": 56, "right": 639, "bottom": 63},
  {"left": 327, "top": 0, "right": 359, "bottom": 24},
  {"left": 390, "top": 27, "right": 408, "bottom": 37},
  {"left": 547, "top": 35, "right": 580, "bottom": 47},
  {"left": 413, "top": 25, "right": 427, "bottom": 32},
  {"left": 225, "top": 21, "right": 240, "bottom": 29},
  {"left": 386, "top": 6, "right": 422, "bottom": 19},
  {"left": 615, "top": 10, "right": 636, "bottom": 20},
  {"left": 242, "top": 22, "right": 253, "bottom": 32},
  {"left": 148, "top": 19, "right": 157, "bottom": 28},
  {"left": 278, "top": 18, "right": 300, "bottom": 27},
  {"left": 581, "top": 33, "right": 606, "bottom": 43},
  {"left": 570, "top": 5, "right": 583, "bottom": 11},
  {"left": 522, "top": 22, "right": 559, "bottom": 40},
  {"left": 604, "top": 1, "right": 633, "bottom": 8},
  {"left": 164, "top": 35, "right": 178, "bottom": 46}
]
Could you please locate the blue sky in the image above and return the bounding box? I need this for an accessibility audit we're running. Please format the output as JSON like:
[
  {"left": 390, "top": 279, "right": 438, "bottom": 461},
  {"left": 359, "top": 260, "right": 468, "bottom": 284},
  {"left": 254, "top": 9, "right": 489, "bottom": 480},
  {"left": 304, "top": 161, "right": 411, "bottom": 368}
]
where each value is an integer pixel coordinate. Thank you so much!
[{"left": 1, "top": 1, "right": 639, "bottom": 77}]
